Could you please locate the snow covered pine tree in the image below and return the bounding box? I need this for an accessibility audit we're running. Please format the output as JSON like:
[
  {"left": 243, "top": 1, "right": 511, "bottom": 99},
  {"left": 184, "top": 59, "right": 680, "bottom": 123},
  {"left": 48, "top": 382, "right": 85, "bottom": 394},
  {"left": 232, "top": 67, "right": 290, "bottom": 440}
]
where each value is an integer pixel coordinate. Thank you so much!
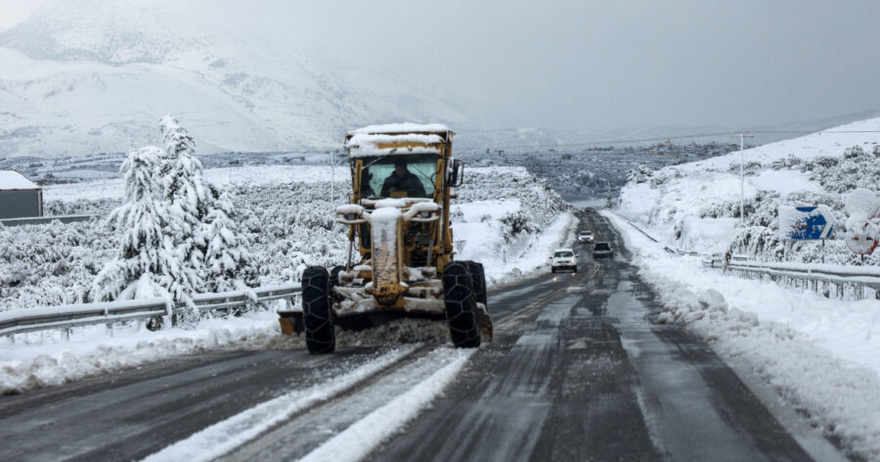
[
  {"left": 201, "top": 189, "right": 256, "bottom": 294},
  {"left": 91, "top": 145, "right": 176, "bottom": 306},
  {"left": 93, "top": 115, "right": 255, "bottom": 328}
]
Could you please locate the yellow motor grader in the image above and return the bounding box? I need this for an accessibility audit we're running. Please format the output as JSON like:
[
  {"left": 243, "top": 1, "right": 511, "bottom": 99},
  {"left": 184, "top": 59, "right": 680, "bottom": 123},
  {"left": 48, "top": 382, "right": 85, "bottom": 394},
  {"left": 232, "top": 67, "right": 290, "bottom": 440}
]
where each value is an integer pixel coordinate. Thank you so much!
[{"left": 279, "top": 124, "right": 492, "bottom": 353}]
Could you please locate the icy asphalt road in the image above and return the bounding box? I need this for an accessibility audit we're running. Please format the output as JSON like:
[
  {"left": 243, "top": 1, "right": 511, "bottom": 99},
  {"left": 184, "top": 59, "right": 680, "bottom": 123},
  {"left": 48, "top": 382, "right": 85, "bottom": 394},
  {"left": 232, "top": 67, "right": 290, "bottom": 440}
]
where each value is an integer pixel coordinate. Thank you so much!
[
  {"left": 0, "top": 210, "right": 843, "bottom": 461},
  {"left": 372, "top": 211, "right": 827, "bottom": 462}
]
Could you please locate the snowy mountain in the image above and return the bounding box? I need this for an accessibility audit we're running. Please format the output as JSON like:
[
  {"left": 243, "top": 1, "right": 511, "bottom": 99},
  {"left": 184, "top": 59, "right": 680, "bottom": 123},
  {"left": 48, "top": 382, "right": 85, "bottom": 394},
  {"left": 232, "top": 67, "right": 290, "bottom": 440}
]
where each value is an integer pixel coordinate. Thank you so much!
[{"left": 0, "top": 0, "right": 473, "bottom": 157}]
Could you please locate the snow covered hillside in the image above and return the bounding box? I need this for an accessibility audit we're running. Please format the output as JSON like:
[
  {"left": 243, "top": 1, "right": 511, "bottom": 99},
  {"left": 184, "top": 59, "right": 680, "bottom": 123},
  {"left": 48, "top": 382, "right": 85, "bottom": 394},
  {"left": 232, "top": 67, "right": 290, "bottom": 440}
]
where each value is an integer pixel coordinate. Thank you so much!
[
  {"left": 618, "top": 117, "right": 880, "bottom": 263},
  {"left": 0, "top": 0, "right": 471, "bottom": 157}
]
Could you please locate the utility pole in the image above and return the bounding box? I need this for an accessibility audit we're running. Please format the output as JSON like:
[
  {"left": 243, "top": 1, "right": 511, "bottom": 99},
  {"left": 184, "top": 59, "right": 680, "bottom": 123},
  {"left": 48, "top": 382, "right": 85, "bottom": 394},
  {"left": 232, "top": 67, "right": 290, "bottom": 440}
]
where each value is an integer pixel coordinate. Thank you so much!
[
  {"left": 732, "top": 132, "right": 755, "bottom": 223},
  {"left": 329, "top": 151, "right": 336, "bottom": 204}
]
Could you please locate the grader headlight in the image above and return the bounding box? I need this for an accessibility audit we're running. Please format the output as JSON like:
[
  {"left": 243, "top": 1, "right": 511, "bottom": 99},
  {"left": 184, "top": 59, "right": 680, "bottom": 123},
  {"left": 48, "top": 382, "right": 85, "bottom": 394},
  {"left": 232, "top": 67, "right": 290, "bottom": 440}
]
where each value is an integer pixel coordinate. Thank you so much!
[
  {"left": 404, "top": 202, "right": 441, "bottom": 223},
  {"left": 337, "top": 204, "right": 367, "bottom": 224}
]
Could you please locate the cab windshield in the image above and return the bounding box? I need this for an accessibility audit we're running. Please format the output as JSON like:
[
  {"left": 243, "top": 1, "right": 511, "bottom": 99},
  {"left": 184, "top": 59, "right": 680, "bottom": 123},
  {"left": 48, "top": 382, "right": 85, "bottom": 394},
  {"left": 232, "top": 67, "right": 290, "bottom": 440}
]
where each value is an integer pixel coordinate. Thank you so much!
[
  {"left": 554, "top": 251, "right": 574, "bottom": 258},
  {"left": 360, "top": 154, "right": 438, "bottom": 199}
]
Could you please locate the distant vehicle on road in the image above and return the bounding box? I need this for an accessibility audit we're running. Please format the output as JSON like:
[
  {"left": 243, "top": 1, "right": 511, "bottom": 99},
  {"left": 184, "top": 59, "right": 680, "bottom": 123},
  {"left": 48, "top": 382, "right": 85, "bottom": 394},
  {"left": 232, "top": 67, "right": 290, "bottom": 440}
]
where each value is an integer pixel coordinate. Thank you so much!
[
  {"left": 592, "top": 242, "right": 613, "bottom": 259},
  {"left": 577, "top": 230, "right": 594, "bottom": 244},
  {"left": 551, "top": 248, "right": 578, "bottom": 273}
]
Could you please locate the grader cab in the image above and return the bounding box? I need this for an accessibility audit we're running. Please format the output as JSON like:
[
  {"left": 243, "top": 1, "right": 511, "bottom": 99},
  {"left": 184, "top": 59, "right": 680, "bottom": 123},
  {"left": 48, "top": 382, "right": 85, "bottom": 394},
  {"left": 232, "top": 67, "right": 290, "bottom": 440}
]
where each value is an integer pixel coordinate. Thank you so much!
[{"left": 279, "top": 124, "right": 492, "bottom": 353}]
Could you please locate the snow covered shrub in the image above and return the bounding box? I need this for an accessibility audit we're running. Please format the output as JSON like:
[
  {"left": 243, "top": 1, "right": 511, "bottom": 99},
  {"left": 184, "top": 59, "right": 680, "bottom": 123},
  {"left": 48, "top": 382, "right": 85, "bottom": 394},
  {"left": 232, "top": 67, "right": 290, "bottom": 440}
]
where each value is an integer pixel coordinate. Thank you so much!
[
  {"left": 45, "top": 198, "right": 120, "bottom": 217},
  {"left": 231, "top": 181, "right": 348, "bottom": 285},
  {"left": 770, "top": 154, "right": 803, "bottom": 170},
  {"left": 728, "top": 160, "right": 763, "bottom": 176},
  {"left": 627, "top": 165, "right": 655, "bottom": 184},
  {"left": 499, "top": 211, "right": 538, "bottom": 243},
  {"left": 734, "top": 225, "right": 784, "bottom": 261},
  {"left": 805, "top": 146, "right": 880, "bottom": 194},
  {"left": 456, "top": 168, "right": 569, "bottom": 222},
  {"left": 0, "top": 220, "right": 114, "bottom": 310}
]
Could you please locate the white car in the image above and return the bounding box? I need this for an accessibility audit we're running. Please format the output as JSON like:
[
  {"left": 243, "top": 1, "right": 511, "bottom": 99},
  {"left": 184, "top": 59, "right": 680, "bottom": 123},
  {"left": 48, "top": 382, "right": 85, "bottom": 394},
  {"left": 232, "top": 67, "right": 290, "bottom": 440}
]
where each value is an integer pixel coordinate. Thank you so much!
[
  {"left": 577, "top": 230, "right": 594, "bottom": 244},
  {"left": 551, "top": 248, "right": 578, "bottom": 273}
]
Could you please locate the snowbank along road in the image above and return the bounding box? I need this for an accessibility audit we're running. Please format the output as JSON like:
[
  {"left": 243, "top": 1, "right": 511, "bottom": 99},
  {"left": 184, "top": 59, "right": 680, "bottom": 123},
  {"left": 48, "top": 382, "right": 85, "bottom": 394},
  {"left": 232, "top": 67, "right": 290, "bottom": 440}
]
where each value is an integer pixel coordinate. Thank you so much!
[{"left": 0, "top": 210, "right": 844, "bottom": 461}]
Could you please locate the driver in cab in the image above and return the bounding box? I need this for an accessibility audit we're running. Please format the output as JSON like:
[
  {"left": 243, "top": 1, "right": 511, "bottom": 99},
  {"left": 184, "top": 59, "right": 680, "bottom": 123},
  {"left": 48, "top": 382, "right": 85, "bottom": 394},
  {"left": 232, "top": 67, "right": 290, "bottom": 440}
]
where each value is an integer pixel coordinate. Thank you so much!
[{"left": 381, "top": 161, "right": 426, "bottom": 197}]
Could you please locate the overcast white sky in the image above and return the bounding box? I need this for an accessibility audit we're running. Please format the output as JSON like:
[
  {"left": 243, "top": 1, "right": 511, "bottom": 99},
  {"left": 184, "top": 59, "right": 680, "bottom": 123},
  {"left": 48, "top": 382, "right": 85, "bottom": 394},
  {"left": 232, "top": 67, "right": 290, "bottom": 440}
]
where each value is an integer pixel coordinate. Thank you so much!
[{"left": 1, "top": 0, "right": 879, "bottom": 131}]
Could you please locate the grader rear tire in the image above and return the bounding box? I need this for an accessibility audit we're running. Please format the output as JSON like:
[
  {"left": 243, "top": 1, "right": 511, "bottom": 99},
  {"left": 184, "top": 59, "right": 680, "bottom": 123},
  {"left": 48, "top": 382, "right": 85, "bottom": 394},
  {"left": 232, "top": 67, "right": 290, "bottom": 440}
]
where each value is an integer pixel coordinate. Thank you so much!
[
  {"left": 442, "top": 261, "right": 481, "bottom": 348},
  {"left": 302, "top": 266, "right": 336, "bottom": 354},
  {"left": 464, "top": 261, "right": 488, "bottom": 307}
]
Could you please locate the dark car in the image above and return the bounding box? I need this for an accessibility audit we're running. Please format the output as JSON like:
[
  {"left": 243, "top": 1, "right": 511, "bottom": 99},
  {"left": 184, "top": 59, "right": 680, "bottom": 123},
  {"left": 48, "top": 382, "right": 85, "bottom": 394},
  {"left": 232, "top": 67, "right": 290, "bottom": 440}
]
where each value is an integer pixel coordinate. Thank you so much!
[{"left": 592, "top": 242, "right": 613, "bottom": 259}]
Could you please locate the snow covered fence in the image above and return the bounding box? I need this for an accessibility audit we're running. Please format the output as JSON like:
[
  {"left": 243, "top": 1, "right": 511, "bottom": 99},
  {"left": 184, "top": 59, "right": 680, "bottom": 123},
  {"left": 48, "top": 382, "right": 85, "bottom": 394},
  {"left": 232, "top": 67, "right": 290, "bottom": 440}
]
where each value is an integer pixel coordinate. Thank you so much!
[
  {"left": 721, "top": 259, "right": 880, "bottom": 301},
  {"left": 0, "top": 282, "right": 302, "bottom": 339}
]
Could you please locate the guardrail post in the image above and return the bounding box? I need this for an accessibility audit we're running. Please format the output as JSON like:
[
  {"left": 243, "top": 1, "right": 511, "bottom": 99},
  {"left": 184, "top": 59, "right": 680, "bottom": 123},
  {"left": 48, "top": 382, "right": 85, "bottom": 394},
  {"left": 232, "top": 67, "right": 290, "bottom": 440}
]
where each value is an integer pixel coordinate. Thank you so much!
[{"left": 163, "top": 298, "right": 174, "bottom": 330}]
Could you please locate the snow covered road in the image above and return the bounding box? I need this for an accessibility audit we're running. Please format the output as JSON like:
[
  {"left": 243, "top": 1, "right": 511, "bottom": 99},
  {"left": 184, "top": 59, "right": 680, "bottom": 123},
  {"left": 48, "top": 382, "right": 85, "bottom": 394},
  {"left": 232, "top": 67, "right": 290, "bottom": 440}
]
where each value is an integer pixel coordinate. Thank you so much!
[{"left": 0, "top": 210, "right": 849, "bottom": 461}]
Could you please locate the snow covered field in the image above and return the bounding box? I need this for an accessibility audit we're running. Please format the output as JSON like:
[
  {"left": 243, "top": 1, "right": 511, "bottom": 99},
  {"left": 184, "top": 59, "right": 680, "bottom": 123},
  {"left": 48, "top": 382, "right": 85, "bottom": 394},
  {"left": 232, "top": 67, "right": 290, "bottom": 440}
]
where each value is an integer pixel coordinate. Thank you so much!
[{"left": 0, "top": 163, "right": 575, "bottom": 393}]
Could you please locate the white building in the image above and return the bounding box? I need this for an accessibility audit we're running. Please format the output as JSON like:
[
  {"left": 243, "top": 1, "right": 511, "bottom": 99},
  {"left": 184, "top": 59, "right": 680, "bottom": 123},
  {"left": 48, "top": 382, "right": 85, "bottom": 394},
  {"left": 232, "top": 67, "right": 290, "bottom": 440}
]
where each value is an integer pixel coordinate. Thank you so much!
[{"left": 0, "top": 170, "right": 43, "bottom": 219}]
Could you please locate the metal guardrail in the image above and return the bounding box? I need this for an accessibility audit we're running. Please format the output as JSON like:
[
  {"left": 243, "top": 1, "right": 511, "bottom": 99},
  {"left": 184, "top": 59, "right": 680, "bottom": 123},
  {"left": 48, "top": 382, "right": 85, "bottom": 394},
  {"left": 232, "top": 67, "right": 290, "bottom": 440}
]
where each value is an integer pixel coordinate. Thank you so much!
[
  {"left": 704, "top": 255, "right": 880, "bottom": 301},
  {"left": 0, "top": 215, "right": 95, "bottom": 227},
  {"left": 192, "top": 283, "right": 302, "bottom": 311},
  {"left": 0, "top": 298, "right": 170, "bottom": 337},
  {"left": 618, "top": 215, "right": 880, "bottom": 301},
  {"left": 0, "top": 282, "right": 302, "bottom": 338}
]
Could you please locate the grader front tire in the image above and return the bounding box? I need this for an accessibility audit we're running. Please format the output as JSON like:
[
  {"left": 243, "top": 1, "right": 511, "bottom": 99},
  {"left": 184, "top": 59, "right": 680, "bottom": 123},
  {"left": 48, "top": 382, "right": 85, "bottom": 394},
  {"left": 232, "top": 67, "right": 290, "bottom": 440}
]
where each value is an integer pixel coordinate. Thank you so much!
[
  {"left": 302, "top": 266, "right": 336, "bottom": 354},
  {"left": 442, "top": 261, "right": 481, "bottom": 348}
]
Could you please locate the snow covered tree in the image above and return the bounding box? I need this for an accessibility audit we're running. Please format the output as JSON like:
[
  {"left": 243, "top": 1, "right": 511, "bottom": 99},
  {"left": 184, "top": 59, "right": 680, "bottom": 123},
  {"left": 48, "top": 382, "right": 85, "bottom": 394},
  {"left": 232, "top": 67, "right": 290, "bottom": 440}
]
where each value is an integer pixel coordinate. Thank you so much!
[
  {"left": 91, "top": 145, "right": 177, "bottom": 302},
  {"left": 159, "top": 115, "right": 256, "bottom": 296},
  {"left": 92, "top": 115, "right": 258, "bottom": 324},
  {"left": 158, "top": 115, "right": 211, "bottom": 307},
  {"left": 200, "top": 189, "right": 257, "bottom": 292}
]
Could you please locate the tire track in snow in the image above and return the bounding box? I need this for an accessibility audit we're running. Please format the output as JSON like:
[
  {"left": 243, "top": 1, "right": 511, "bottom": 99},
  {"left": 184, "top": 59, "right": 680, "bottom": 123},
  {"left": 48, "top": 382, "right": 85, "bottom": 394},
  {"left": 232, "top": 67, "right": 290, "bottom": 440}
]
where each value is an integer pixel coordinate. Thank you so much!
[
  {"left": 141, "top": 345, "right": 420, "bottom": 462},
  {"left": 298, "top": 348, "right": 476, "bottom": 462}
]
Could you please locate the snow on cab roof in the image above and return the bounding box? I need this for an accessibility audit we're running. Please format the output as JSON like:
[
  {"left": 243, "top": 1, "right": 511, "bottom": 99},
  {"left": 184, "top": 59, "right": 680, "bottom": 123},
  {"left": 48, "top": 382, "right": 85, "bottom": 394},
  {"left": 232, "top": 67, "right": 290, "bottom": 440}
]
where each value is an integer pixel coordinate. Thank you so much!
[
  {"left": 347, "top": 123, "right": 452, "bottom": 136},
  {"left": 0, "top": 170, "right": 39, "bottom": 190},
  {"left": 345, "top": 123, "right": 454, "bottom": 158}
]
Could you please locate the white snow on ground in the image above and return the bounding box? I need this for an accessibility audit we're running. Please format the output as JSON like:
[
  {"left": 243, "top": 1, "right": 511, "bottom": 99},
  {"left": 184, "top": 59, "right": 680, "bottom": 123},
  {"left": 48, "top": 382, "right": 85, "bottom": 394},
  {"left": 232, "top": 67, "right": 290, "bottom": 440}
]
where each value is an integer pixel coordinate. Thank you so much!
[
  {"left": 455, "top": 201, "right": 576, "bottom": 286},
  {"left": 0, "top": 312, "right": 290, "bottom": 393},
  {"left": 606, "top": 210, "right": 880, "bottom": 457},
  {"left": 751, "top": 169, "right": 821, "bottom": 197}
]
